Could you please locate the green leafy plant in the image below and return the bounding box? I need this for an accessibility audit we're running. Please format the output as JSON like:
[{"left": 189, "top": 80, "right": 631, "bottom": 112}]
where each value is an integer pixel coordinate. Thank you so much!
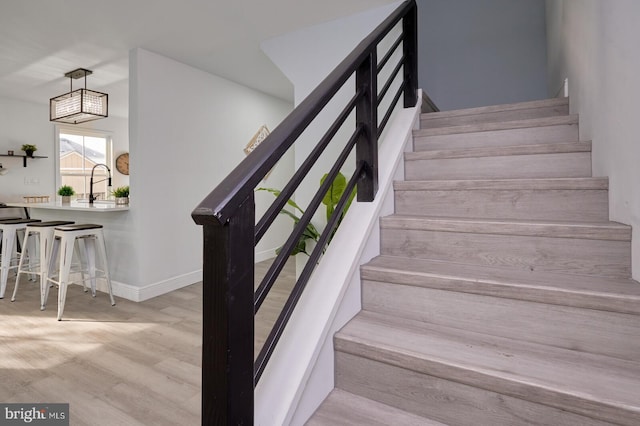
[
  {"left": 320, "top": 172, "right": 356, "bottom": 223},
  {"left": 57, "top": 185, "right": 75, "bottom": 196},
  {"left": 21, "top": 144, "right": 37, "bottom": 155},
  {"left": 111, "top": 185, "right": 130, "bottom": 198},
  {"left": 257, "top": 171, "right": 356, "bottom": 257},
  {"left": 257, "top": 187, "right": 320, "bottom": 256}
]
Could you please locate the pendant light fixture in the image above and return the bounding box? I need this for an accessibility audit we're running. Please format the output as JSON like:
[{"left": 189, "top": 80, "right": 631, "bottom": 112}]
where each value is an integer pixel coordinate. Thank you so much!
[{"left": 50, "top": 68, "right": 108, "bottom": 124}]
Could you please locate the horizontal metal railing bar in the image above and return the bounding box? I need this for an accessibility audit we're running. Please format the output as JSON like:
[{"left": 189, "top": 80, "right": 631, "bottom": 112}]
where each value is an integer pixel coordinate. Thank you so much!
[
  {"left": 195, "top": 1, "right": 429, "bottom": 422},
  {"left": 254, "top": 163, "right": 363, "bottom": 383},
  {"left": 255, "top": 90, "right": 363, "bottom": 244},
  {"left": 377, "top": 32, "right": 404, "bottom": 74},
  {"left": 377, "top": 54, "right": 406, "bottom": 107},
  {"left": 378, "top": 80, "right": 407, "bottom": 138},
  {"left": 192, "top": 0, "right": 416, "bottom": 226},
  {"left": 253, "top": 126, "right": 363, "bottom": 314}
]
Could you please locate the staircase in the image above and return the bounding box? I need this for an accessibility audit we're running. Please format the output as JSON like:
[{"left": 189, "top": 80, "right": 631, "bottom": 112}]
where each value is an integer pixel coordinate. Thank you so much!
[{"left": 306, "top": 97, "right": 640, "bottom": 425}]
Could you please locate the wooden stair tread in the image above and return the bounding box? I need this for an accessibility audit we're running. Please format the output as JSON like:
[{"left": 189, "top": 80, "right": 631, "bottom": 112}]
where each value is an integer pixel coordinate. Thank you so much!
[
  {"left": 406, "top": 141, "right": 590, "bottom": 160},
  {"left": 315, "top": 97, "right": 637, "bottom": 424},
  {"left": 363, "top": 256, "right": 640, "bottom": 315},
  {"left": 395, "top": 177, "right": 608, "bottom": 191},
  {"left": 380, "top": 215, "right": 631, "bottom": 241},
  {"left": 420, "top": 98, "right": 569, "bottom": 121},
  {"left": 306, "top": 389, "right": 447, "bottom": 426},
  {"left": 336, "top": 311, "right": 640, "bottom": 423},
  {"left": 413, "top": 115, "right": 578, "bottom": 137}
]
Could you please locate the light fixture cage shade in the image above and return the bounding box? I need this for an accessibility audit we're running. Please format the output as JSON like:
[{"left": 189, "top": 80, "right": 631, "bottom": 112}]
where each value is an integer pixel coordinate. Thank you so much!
[{"left": 50, "top": 88, "right": 108, "bottom": 124}]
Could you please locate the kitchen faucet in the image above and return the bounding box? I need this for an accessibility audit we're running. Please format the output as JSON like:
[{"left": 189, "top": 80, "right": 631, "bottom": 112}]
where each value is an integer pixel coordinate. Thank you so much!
[{"left": 89, "top": 163, "right": 112, "bottom": 204}]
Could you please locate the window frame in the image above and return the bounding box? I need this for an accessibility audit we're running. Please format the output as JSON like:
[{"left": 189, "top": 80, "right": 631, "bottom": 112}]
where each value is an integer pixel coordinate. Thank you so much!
[{"left": 55, "top": 125, "right": 113, "bottom": 197}]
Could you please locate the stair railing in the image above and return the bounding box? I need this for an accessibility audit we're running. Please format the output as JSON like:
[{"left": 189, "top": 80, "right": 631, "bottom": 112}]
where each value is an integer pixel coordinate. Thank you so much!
[{"left": 192, "top": 1, "right": 424, "bottom": 423}]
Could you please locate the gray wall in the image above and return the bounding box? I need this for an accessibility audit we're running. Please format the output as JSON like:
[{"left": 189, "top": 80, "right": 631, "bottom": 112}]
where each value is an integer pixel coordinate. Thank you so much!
[
  {"left": 417, "top": 0, "right": 548, "bottom": 111},
  {"left": 546, "top": 0, "right": 640, "bottom": 280}
]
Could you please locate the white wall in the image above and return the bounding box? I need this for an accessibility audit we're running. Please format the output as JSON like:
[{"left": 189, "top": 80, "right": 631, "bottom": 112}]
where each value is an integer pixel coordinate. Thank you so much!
[
  {"left": 0, "top": 98, "right": 52, "bottom": 209},
  {"left": 546, "top": 0, "right": 640, "bottom": 281},
  {"left": 262, "top": 1, "right": 403, "bottom": 106},
  {"left": 262, "top": 2, "right": 404, "bottom": 274},
  {"left": 417, "top": 0, "right": 548, "bottom": 111},
  {"left": 129, "top": 48, "right": 293, "bottom": 294},
  {"left": 0, "top": 97, "right": 128, "bottom": 211}
]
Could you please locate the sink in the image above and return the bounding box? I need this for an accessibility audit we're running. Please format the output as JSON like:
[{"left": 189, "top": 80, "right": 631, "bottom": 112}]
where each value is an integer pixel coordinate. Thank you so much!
[{"left": 75, "top": 199, "right": 115, "bottom": 204}]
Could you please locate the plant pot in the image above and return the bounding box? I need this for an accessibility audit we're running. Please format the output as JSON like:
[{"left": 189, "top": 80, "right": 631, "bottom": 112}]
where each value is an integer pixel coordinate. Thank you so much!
[
  {"left": 115, "top": 197, "right": 129, "bottom": 205},
  {"left": 61, "top": 196, "right": 71, "bottom": 204},
  {"left": 25, "top": 150, "right": 34, "bottom": 158}
]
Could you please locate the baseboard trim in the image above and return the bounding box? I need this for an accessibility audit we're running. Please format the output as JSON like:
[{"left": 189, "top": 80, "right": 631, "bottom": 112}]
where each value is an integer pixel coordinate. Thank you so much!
[
  {"left": 108, "top": 270, "right": 203, "bottom": 302},
  {"left": 256, "top": 248, "right": 277, "bottom": 263},
  {"left": 104, "top": 249, "right": 278, "bottom": 302}
]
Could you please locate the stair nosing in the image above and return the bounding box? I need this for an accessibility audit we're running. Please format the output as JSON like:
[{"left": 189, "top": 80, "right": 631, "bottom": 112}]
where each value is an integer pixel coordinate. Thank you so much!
[
  {"left": 361, "top": 256, "right": 640, "bottom": 315},
  {"left": 394, "top": 177, "right": 608, "bottom": 191},
  {"left": 336, "top": 311, "right": 640, "bottom": 425},
  {"left": 405, "top": 141, "right": 591, "bottom": 161},
  {"left": 413, "top": 115, "right": 579, "bottom": 137},
  {"left": 380, "top": 215, "right": 631, "bottom": 241},
  {"left": 420, "top": 98, "right": 569, "bottom": 121}
]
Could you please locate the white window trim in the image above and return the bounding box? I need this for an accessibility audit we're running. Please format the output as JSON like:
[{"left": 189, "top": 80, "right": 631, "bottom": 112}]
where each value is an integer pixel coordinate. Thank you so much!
[{"left": 54, "top": 125, "right": 113, "bottom": 191}]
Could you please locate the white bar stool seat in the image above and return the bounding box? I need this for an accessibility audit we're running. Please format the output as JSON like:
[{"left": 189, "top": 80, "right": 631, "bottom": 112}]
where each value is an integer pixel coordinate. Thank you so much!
[
  {"left": 45, "top": 224, "right": 116, "bottom": 320},
  {"left": 12, "top": 220, "right": 75, "bottom": 308},
  {"left": 0, "top": 218, "right": 41, "bottom": 298}
]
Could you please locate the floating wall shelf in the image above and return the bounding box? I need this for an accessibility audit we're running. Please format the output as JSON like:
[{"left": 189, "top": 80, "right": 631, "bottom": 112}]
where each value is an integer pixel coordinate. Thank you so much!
[{"left": 0, "top": 154, "right": 48, "bottom": 167}]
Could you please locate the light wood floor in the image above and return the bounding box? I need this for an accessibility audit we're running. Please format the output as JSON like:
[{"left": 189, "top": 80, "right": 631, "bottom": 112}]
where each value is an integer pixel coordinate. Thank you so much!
[{"left": 0, "top": 258, "right": 296, "bottom": 425}]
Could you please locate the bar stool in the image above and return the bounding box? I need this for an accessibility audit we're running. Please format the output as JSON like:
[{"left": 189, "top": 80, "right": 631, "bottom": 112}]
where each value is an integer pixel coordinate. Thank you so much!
[
  {"left": 11, "top": 221, "right": 75, "bottom": 308},
  {"left": 0, "top": 218, "right": 41, "bottom": 298},
  {"left": 45, "top": 224, "right": 115, "bottom": 320}
]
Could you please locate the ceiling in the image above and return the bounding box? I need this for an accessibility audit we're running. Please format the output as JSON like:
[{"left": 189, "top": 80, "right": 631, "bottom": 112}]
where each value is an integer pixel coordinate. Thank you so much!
[{"left": 0, "top": 0, "right": 398, "bottom": 118}]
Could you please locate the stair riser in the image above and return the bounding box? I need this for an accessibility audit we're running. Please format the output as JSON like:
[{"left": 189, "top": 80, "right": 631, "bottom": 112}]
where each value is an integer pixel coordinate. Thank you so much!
[
  {"left": 414, "top": 124, "right": 578, "bottom": 151},
  {"left": 361, "top": 262, "right": 640, "bottom": 315},
  {"left": 336, "top": 352, "right": 618, "bottom": 426},
  {"left": 363, "top": 280, "right": 640, "bottom": 361},
  {"left": 395, "top": 189, "right": 609, "bottom": 221},
  {"left": 380, "top": 228, "right": 632, "bottom": 278},
  {"left": 405, "top": 152, "right": 591, "bottom": 180},
  {"left": 421, "top": 104, "right": 569, "bottom": 129},
  {"left": 306, "top": 390, "right": 442, "bottom": 426}
]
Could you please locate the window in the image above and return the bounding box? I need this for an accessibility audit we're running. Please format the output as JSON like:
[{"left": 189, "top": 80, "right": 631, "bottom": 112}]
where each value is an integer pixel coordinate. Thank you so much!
[{"left": 56, "top": 126, "right": 112, "bottom": 200}]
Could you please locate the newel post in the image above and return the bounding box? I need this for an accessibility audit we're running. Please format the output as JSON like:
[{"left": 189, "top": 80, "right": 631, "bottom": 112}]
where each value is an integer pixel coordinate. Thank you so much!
[
  {"left": 199, "top": 195, "right": 255, "bottom": 425},
  {"left": 403, "top": 1, "right": 418, "bottom": 107},
  {"left": 356, "top": 50, "right": 379, "bottom": 202}
]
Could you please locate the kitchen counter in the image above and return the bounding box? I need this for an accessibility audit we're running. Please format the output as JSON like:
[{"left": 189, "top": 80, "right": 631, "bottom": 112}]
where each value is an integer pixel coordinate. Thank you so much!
[
  {"left": 7, "top": 200, "right": 129, "bottom": 212},
  {"left": 4, "top": 200, "right": 131, "bottom": 288}
]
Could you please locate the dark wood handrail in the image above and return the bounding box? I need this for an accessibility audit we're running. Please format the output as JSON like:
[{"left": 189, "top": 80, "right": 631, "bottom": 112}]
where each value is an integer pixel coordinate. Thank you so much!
[
  {"left": 192, "top": 0, "right": 417, "bottom": 226},
  {"left": 192, "top": 1, "right": 426, "bottom": 424}
]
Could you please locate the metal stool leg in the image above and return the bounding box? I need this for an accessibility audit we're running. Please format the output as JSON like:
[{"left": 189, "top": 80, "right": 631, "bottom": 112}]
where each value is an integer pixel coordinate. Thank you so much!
[
  {"left": 96, "top": 231, "right": 115, "bottom": 306},
  {"left": 83, "top": 236, "right": 97, "bottom": 297},
  {"left": 56, "top": 233, "right": 75, "bottom": 321},
  {"left": 11, "top": 229, "right": 34, "bottom": 301},
  {"left": 0, "top": 228, "right": 17, "bottom": 298},
  {"left": 43, "top": 235, "right": 61, "bottom": 310}
]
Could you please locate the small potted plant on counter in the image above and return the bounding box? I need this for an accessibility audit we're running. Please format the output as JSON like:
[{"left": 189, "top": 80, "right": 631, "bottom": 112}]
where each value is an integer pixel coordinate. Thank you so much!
[
  {"left": 57, "top": 185, "right": 75, "bottom": 204},
  {"left": 21, "top": 144, "right": 38, "bottom": 157},
  {"left": 112, "top": 185, "right": 130, "bottom": 205}
]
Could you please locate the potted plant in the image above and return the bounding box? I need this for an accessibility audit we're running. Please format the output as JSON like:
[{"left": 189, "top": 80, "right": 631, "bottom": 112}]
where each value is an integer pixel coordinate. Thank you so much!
[
  {"left": 57, "top": 185, "right": 75, "bottom": 204},
  {"left": 112, "top": 185, "right": 130, "bottom": 205},
  {"left": 21, "top": 144, "right": 38, "bottom": 157}
]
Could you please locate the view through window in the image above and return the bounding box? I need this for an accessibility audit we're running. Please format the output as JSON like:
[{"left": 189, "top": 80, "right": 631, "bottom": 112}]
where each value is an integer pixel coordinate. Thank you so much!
[{"left": 57, "top": 127, "right": 112, "bottom": 200}]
